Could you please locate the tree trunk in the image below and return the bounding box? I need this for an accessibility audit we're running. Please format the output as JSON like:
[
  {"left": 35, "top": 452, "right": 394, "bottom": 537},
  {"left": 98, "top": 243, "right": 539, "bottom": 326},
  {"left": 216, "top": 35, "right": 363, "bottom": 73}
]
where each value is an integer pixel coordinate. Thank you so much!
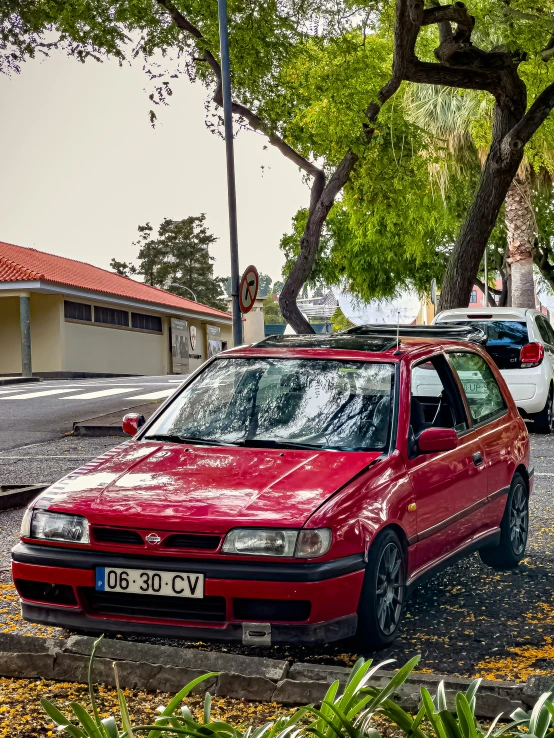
[
  {"left": 505, "top": 174, "right": 536, "bottom": 308},
  {"left": 280, "top": 152, "right": 358, "bottom": 333}
]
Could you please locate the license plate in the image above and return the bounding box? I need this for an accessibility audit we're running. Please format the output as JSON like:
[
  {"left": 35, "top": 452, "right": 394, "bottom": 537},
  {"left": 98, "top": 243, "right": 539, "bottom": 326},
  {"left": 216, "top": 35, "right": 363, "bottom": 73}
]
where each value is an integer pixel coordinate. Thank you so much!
[{"left": 95, "top": 567, "right": 204, "bottom": 598}]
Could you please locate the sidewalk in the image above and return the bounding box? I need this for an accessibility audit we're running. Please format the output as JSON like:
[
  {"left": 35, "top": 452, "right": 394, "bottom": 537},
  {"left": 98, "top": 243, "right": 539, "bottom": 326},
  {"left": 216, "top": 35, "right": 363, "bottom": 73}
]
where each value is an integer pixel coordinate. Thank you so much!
[
  {"left": 0, "top": 377, "right": 40, "bottom": 386},
  {"left": 72, "top": 401, "right": 163, "bottom": 436}
]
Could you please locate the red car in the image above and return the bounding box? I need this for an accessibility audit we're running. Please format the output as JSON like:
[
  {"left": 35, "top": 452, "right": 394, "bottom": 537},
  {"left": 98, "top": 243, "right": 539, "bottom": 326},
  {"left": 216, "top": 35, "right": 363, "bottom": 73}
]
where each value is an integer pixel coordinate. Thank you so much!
[{"left": 12, "top": 328, "right": 532, "bottom": 649}]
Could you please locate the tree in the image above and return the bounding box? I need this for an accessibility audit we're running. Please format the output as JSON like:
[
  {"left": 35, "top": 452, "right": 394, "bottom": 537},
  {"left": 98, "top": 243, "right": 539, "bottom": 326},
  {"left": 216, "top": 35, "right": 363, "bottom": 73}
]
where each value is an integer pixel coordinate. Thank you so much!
[
  {"left": 111, "top": 215, "right": 227, "bottom": 311},
  {"left": 331, "top": 308, "right": 354, "bottom": 332},
  {"left": 263, "top": 292, "right": 284, "bottom": 324},
  {"left": 374, "top": 0, "right": 554, "bottom": 310}
]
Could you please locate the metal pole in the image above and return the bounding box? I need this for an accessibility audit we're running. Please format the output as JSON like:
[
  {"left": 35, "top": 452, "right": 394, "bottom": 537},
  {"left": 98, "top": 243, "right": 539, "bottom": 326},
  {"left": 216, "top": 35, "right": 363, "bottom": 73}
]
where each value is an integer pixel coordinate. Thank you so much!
[
  {"left": 19, "top": 295, "right": 32, "bottom": 378},
  {"left": 483, "top": 247, "right": 488, "bottom": 307},
  {"left": 218, "top": 0, "right": 242, "bottom": 347}
]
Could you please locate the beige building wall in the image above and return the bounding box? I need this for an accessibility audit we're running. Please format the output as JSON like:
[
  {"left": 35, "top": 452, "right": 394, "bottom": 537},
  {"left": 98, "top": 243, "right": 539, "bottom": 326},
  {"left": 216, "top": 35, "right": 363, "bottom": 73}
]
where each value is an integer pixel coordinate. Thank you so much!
[
  {"left": 30, "top": 293, "right": 64, "bottom": 373},
  {"left": 64, "top": 320, "right": 167, "bottom": 375},
  {"left": 0, "top": 296, "right": 22, "bottom": 374}
]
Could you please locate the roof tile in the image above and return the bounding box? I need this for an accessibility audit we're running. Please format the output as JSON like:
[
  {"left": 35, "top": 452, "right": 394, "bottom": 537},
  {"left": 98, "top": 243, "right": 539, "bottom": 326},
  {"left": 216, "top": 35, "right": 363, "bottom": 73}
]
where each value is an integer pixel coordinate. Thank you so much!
[{"left": 0, "top": 241, "right": 231, "bottom": 320}]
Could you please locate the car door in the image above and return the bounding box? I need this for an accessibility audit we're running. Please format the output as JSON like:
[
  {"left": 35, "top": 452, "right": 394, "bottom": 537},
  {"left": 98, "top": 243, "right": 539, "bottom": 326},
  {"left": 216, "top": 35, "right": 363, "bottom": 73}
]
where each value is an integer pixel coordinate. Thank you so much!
[
  {"left": 447, "top": 350, "right": 511, "bottom": 525},
  {"left": 405, "top": 354, "right": 488, "bottom": 571}
]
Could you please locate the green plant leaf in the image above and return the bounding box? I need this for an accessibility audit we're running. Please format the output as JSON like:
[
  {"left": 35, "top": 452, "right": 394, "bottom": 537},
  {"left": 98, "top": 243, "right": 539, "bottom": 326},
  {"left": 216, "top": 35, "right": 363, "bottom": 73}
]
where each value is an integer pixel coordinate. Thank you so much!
[
  {"left": 530, "top": 692, "right": 553, "bottom": 738},
  {"left": 114, "top": 662, "right": 135, "bottom": 738},
  {"left": 439, "top": 709, "right": 463, "bottom": 738},
  {"left": 204, "top": 693, "right": 212, "bottom": 725},
  {"left": 88, "top": 636, "right": 106, "bottom": 736},
  {"left": 364, "top": 655, "right": 421, "bottom": 713},
  {"left": 455, "top": 693, "right": 476, "bottom": 738},
  {"left": 70, "top": 702, "right": 105, "bottom": 738},
  {"left": 421, "top": 688, "right": 448, "bottom": 738},
  {"left": 101, "top": 717, "right": 119, "bottom": 738},
  {"left": 321, "top": 700, "right": 358, "bottom": 738},
  {"left": 41, "top": 698, "right": 72, "bottom": 727},
  {"left": 148, "top": 671, "right": 218, "bottom": 738},
  {"left": 436, "top": 683, "right": 448, "bottom": 713}
]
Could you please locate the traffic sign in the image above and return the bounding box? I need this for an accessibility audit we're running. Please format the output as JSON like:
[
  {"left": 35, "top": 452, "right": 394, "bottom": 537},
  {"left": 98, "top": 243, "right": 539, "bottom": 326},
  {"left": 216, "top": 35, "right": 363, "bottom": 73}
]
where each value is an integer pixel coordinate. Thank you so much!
[{"left": 239, "top": 265, "right": 259, "bottom": 314}]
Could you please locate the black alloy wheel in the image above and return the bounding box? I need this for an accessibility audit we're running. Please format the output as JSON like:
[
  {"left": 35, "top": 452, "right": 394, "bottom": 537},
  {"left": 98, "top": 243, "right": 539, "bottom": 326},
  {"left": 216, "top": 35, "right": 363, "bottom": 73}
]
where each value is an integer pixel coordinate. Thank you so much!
[
  {"left": 357, "top": 528, "right": 406, "bottom": 650},
  {"left": 376, "top": 542, "right": 404, "bottom": 635},
  {"left": 509, "top": 479, "right": 529, "bottom": 557}
]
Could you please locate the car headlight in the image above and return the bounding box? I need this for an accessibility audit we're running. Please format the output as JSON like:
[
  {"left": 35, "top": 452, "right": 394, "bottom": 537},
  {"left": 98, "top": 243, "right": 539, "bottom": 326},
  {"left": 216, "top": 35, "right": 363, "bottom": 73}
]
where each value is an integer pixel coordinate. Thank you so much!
[
  {"left": 27, "top": 510, "right": 90, "bottom": 544},
  {"left": 222, "top": 528, "right": 331, "bottom": 558}
]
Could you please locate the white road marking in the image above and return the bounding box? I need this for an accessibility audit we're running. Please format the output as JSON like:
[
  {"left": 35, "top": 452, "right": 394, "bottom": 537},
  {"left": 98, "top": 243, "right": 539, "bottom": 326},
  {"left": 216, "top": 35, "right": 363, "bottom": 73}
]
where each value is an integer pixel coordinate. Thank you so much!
[
  {"left": 64, "top": 387, "right": 143, "bottom": 400},
  {"left": 535, "top": 472, "right": 554, "bottom": 476},
  {"left": 126, "top": 389, "right": 175, "bottom": 401},
  {"left": 168, "top": 379, "right": 184, "bottom": 383},
  {"left": 0, "top": 388, "right": 83, "bottom": 400}
]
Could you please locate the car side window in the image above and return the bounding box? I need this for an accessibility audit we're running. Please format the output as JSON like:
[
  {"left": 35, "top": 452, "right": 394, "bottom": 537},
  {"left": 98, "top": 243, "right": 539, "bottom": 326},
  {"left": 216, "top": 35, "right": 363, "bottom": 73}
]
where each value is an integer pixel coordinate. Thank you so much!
[
  {"left": 537, "top": 316, "right": 554, "bottom": 346},
  {"left": 448, "top": 352, "right": 506, "bottom": 425},
  {"left": 536, "top": 316, "right": 551, "bottom": 345},
  {"left": 410, "top": 356, "right": 468, "bottom": 440}
]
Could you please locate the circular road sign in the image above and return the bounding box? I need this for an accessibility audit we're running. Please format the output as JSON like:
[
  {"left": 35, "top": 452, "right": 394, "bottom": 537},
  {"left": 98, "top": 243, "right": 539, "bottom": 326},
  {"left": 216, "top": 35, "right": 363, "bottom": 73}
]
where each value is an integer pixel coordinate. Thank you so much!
[{"left": 239, "top": 265, "right": 259, "bottom": 314}]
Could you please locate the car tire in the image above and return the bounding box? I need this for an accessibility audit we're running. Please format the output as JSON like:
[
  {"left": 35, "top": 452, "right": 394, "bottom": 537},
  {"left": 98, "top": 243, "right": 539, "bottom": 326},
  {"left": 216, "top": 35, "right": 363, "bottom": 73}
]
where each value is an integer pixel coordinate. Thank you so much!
[
  {"left": 479, "top": 473, "right": 529, "bottom": 569},
  {"left": 356, "top": 528, "right": 406, "bottom": 651},
  {"left": 532, "top": 387, "right": 553, "bottom": 434}
]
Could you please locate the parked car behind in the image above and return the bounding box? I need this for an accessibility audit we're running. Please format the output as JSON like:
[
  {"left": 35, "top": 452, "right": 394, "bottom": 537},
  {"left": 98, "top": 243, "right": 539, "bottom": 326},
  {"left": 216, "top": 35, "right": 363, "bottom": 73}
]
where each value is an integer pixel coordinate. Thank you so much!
[
  {"left": 12, "top": 328, "right": 531, "bottom": 649},
  {"left": 434, "top": 307, "right": 554, "bottom": 433}
]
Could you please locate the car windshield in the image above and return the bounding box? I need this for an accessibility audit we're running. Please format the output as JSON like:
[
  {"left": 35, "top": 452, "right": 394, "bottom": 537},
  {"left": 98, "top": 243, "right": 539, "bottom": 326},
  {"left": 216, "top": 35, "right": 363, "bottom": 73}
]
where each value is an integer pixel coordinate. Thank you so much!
[{"left": 145, "top": 358, "right": 395, "bottom": 451}]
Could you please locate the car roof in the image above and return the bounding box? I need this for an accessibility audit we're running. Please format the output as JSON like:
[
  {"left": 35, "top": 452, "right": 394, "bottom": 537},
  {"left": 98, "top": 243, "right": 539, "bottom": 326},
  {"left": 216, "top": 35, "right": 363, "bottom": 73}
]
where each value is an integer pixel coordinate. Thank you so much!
[
  {"left": 223, "top": 332, "right": 483, "bottom": 361},
  {"left": 435, "top": 307, "right": 538, "bottom": 322}
]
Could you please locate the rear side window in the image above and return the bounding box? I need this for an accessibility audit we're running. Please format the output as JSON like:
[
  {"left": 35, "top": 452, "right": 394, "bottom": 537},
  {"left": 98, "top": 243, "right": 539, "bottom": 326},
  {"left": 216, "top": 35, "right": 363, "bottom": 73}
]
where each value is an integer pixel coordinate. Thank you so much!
[
  {"left": 443, "top": 320, "right": 528, "bottom": 369},
  {"left": 449, "top": 352, "right": 506, "bottom": 425},
  {"left": 536, "top": 316, "right": 554, "bottom": 345}
]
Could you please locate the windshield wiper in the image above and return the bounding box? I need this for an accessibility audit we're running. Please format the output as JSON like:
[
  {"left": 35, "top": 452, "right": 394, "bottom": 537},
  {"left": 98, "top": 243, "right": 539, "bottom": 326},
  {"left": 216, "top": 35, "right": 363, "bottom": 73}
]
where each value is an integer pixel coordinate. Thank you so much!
[
  {"left": 236, "top": 439, "right": 326, "bottom": 451},
  {"left": 144, "top": 434, "right": 235, "bottom": 447}
]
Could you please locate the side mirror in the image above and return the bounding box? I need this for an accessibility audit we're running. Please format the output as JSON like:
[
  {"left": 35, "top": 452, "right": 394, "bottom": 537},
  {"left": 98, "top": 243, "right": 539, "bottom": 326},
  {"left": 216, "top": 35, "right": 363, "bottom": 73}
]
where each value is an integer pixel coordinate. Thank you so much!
[
  {"left": 417, "top": 427, "right": 458, "bottom": 454},
  {"left": 122, "top": 413, "right": 145, "bottom": 436}
]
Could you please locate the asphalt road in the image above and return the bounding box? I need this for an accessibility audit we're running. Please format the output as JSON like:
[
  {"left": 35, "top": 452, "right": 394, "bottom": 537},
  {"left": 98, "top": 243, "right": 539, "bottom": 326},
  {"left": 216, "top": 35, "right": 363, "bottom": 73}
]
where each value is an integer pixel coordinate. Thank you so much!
[
  {"left": 0, "top": 431, "right": 553, "bottom": 680},
  {"left": 0, "top": 376, "right": 184, "bottom": 451}
]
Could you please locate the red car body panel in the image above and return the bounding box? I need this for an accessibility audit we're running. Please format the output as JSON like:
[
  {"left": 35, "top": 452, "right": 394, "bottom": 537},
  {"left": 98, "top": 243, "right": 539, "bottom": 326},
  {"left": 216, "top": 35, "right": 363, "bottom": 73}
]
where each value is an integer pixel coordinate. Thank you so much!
[{"left": 12, "top": 337, "right": 531, "bottom": 644}]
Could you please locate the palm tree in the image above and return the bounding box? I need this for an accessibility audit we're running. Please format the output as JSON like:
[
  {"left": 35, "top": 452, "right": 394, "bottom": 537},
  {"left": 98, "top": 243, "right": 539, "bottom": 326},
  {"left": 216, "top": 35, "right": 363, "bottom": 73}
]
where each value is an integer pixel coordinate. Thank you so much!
[{"left": 404, "top": 84, "right": 538, "bottom": 308}]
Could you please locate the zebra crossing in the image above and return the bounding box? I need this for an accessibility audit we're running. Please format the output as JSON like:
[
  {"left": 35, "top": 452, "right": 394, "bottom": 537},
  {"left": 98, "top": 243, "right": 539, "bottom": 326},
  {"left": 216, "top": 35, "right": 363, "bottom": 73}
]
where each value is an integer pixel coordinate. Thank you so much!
[{"left": 0, "top": 377, "right": 184, "bottom": 404}]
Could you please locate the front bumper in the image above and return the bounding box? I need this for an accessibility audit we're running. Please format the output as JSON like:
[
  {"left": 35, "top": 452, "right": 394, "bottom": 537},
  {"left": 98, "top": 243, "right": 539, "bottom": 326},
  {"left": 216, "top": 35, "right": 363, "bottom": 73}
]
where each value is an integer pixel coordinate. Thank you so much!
[{"left": 12, "top": 543, "right": 365, "bottom": 645}]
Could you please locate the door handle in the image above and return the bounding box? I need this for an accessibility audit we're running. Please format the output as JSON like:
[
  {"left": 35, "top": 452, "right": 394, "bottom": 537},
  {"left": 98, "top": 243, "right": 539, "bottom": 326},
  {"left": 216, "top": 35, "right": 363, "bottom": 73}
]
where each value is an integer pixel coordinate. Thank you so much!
[{"left": 473, "top": 452, "right": 483, "bottom": 467}]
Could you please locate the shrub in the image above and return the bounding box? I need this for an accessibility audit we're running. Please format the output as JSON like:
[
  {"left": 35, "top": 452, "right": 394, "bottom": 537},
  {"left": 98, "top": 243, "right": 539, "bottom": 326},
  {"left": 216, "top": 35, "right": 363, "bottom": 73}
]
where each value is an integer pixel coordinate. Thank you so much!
[{"left": 41, "top": 637, "right": 554, "bottom": 738}]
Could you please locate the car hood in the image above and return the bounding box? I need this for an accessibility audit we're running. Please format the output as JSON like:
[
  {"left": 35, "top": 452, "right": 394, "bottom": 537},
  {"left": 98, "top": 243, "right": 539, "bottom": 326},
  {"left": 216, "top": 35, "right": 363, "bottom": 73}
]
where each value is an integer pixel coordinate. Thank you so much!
[{"left": 40, "top": 441, "right": 381, "bottom": 531}]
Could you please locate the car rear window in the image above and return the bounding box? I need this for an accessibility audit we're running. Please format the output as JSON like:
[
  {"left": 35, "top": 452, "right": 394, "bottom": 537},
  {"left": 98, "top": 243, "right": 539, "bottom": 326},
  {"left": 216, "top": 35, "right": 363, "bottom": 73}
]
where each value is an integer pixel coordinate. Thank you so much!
[{"left": 441, "top": 321, "right": 528, "bottom": 370}]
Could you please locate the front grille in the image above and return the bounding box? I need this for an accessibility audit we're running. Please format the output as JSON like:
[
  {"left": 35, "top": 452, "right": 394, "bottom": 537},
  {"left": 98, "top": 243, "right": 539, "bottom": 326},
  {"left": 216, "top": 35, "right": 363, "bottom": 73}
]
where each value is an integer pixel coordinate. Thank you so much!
[
  {"left": 93, "top": 528, "right": 144, "bottom": 546},
  {"left": 16, "top": 579, "right": 77, "bottom": 606},
  {"left": 80, "top": 589, "right": 226, "bottom": 622},
  {"left": 163, "top": 533, "right": 221, "bottom": 551},
  {"left": 233, "top": 598, "right": 311, "bottom": 622}
]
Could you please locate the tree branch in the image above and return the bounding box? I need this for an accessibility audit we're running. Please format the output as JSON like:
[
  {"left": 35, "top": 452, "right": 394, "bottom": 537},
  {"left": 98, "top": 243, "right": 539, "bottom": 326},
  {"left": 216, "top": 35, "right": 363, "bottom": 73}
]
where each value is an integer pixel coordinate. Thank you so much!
[
  {"left": 503, "top": 81, "right": 554, "bottom": 155},
  {"left": 156, "top": 0, "right": 324, "bottom": 181}
]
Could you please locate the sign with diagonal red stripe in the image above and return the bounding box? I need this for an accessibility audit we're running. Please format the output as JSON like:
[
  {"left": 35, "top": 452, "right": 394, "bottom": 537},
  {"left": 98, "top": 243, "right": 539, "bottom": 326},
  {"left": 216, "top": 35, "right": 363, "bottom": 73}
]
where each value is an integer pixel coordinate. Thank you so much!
[{"left": 239, "top": 265, "right": 259, "bottom": 314}]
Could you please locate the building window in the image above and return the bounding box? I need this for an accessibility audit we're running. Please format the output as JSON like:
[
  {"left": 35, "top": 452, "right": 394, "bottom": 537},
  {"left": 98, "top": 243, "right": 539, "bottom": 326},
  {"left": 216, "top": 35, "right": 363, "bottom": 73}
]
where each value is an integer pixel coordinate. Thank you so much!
[
  {"left": 131, "top": 312, "right": 163, "bottom": 333},
  {"left": 94, "top": 306, "right": 129, "bottom": 327},
  {"left": 470, "top": 290, "right": 477, "bottom": 303},
  {"left": 64, "top": 300, "right": 92, "bottom": 322}
]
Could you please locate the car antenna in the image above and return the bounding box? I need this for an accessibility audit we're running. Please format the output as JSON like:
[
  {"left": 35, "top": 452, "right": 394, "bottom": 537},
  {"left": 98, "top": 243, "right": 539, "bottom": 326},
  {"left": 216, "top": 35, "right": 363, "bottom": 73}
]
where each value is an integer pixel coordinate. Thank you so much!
[{"left": 393, "top": 311, "right": 403, "bottom": 355}]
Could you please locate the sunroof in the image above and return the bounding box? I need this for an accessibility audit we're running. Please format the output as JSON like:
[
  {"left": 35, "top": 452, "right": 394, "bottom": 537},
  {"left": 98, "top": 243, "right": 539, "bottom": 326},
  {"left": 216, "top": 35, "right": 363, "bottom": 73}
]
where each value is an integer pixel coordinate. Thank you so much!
[{"left": 254, "top": 334, "right": 397, "bottom": 352}]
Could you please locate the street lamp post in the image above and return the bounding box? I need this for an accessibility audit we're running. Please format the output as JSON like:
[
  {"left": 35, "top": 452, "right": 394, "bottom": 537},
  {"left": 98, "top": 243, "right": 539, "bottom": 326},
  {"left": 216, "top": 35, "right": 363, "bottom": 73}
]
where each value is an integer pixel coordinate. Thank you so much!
[
  {"left": 217, "top": 0, "right": 243, "bottom": 347},
  {"left": 170, "top": 283, "right": 198, "bottom": 302}
]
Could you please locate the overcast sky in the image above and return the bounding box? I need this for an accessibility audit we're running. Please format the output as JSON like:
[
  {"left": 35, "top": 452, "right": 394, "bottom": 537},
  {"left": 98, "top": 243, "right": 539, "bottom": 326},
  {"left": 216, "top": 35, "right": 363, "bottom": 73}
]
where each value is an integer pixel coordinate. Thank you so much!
[{"left": 0, "top": 51, "right": 309, "bottom": 281}]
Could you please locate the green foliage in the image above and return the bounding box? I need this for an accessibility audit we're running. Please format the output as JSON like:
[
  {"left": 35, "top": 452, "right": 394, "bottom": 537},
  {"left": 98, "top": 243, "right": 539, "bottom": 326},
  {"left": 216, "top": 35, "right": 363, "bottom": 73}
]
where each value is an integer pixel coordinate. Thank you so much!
[
  {"left": 331, "top": 308, "right": 354, "bottom": 332},
  {"left": 263, "top": 292, "right": 284, "bottom": 324},
  {"left": 43, "top": 645, "right": 554, "bottom": 738},
  {"left": 112, "top": 215, "right": 227, "bottom": 311}
]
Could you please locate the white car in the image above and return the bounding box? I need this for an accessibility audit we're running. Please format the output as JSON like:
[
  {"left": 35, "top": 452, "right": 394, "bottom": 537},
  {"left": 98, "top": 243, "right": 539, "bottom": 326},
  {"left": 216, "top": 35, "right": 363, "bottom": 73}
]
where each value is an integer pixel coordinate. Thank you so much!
[{"left": 433, "top": 307, "right": 554, "bottom": 433}]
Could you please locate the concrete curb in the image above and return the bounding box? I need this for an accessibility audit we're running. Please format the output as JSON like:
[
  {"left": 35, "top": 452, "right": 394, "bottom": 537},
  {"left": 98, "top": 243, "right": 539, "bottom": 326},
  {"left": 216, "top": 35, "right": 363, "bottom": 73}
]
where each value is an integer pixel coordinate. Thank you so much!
[
  {"left": 0, "top": 484, "right": 47, "bottom": 511},
  {"left": 0, "top": 633, "right": 540, "bottom": 717},
  {"left": 73, "top": 402, "right": 162, "bottom": 437},
  {"left": 0, "top": 376, "right": 41, "bottom": 386}
]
